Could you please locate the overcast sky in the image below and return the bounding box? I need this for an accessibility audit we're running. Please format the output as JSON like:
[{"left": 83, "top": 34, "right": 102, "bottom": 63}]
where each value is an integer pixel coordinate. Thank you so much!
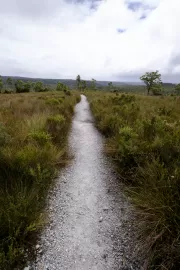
[{"left": 0, "top": 0, "right": 179, "bottom": 82}]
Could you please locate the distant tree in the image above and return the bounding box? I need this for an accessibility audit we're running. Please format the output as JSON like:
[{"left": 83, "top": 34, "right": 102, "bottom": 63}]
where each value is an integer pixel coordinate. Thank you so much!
[
  {"left": 23, "top": 81, "right": 31, "bottom": 92},
  {"left": 6, "top": 77, "right": 13, "bottom": 88},
  {"left": 81, "top": 80, "right": 87, "bottom": 91},
  {"left": 108, "top": 82, "right": 113, "bottom": 91},
  {"left": 91, "top": 78, "right": 96, "bottom": 90},
  {"left": 175, "top": 83, "right": 180, "bottom": 94},
  {"left": 34, "top": 81, "right": 44, "bottom": 92},
  {"left": 0, "top": 76, "right": 3, "bottom": 92},
  {"left": 76, "top": 75, "right": 81, "bottom": 90},
  {"left": 15, "top": 80, "right": 24, "bottom": 93},
  {"left": 56, "top": 82, "right": 68, "bottom": 92},
  {"left": 140, "top": 70, "right": 162, "bottom": 95},
  {"left": 151, "top": 84, "right": 163, "bottom": 95},
  {"left": 14, "top": 80, "right": 31, "bottom": 93}
]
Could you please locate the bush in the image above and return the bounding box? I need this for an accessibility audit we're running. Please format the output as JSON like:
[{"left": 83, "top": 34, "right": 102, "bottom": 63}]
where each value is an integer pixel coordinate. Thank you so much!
[
  {"left": 28, "top": 131, "right": 52, "bottom": 146},
  {"left": 88, "top": 91, "right": 180, "bottom": 269},
  {"left": 45, "top": 98, "right": 61, "bottom": 105},
  {"left": 47, "top": 115, "right": 66, "bottom": 144},
  {"left": 0, "top": 91, "right": 80, "bottom": 268},
  {"left": 0, "top": 123, "right": 11, "bottom": 146}
]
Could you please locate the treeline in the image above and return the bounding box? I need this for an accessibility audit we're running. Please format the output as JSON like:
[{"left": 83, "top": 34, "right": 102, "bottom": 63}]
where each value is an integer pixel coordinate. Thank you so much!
[
  {"left": 0, "top": 76, "right": 71, "bottom": 94},
  {"left": 76, "top": 72, "right": 179, "bottom": 95}
]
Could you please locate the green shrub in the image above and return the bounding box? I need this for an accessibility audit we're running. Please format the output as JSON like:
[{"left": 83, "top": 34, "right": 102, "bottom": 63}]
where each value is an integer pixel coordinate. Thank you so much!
[
  {"left": 0, "top": 91, "right": 80, "bottom": 268},
  {"left": 87, "top": 91, "right": 180, "bottom": 269},
  {"left": 45, "top": 98, "right": 61, "bottom": 105},
  {"left": 28, "top": 131, "right": 52, "bottom": 146},
  {"left": 46, "top": 115, "right": 66, "bottom": 144},
  {"left": 0, "top": 123, "right": 11, "bottom": 146}
]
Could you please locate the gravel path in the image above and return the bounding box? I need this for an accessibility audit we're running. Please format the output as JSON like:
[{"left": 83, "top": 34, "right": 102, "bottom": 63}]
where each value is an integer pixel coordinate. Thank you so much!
[{"left": 35, "top": 95, "right": 140, "bottom": 270}]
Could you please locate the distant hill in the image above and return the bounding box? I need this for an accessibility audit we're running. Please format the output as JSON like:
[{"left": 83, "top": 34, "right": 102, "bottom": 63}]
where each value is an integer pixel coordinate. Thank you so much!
[
  {"left": 1, "top": 76, "right": 145, "bottom": 88},
  {"left": 1, "top": 76, "right": 176, "bottom": 89}
]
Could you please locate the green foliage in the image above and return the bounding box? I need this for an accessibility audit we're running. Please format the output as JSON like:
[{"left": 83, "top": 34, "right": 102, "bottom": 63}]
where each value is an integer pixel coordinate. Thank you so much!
[
  {"left": 175, "top": 83, "right": 180, "bottom": 94},
  {"left": 76, "top": 74, "right": 81, "bottom": 90},
  {"left": 15, "top": 80, "right": 31, "bottom": 93},
  {"left": 47, "top": 114, "right": 66, "bottom": 144},
  {"left": 0, "top": 123, "right": 11, "bottom": 146},
  {"left": 28, "top": 131, "right": 52, "bottom": 146},
  {"left": 91, "top": 78, "right": 96, "bottom": 90},
  {"left": 108, "top": 82, "right": 113, "bottom": 91},
  {"left": 151, "top": 83, "right": 163, "bottom": 95},
  {"left": 140, "top": 70, "right": 162, "bottom": 95},
  {"left": 34, "top": 81, "right": 44, "bottom": 92},
  {"left": 56, "top": 82, "right": 69, "bottom": 92},
  {"left": 88, "top": 91, "right": 180, "bottom": 269},
  {"left": 0, "top": 91, "right": 80, "bottom": 268},
  {"left": 6, "top": 77, "right": 13, "bottom": 88},
  {"left": 46, "top": 97, "right": 61, "bottom": 105},
  {"left": 81, "top": 80, "right": 87, "bottom": 91}
]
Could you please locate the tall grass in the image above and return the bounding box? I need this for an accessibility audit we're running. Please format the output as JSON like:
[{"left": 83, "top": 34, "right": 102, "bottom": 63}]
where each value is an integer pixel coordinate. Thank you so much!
[
  {"left": 0, "top": 91, "right": 80, "bottom": 269},
  {"left": 87, "top": 91, "right": 180, "bottom": 269}
]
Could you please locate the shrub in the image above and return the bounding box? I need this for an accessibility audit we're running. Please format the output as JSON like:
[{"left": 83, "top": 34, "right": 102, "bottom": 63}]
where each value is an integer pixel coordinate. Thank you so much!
[
  {"left": 87, "top": 91, "right": 180, "bottom": 269},
  {"left": 45, "top": 98, "right": 61, "bottom": 105},
  {"left": 0, "top": 123, "right": 11, "bottom": 146},
  {"left": 46, "top": 115, "right": 66, "bottom": 144},
  {"left": 0, "top": 90, "right": 80, "bottom": 268},
  {"left": 28, "top": 131, "right": 52, "bottom": 146}
]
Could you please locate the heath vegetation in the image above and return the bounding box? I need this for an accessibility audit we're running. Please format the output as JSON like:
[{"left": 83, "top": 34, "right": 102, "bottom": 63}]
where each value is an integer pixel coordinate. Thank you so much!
[
  {"left": 87, "top": 88, "right": 180, "bottom": 269},
  {"left": 0, "top": 91, "right": 80, "bottom": 269}
]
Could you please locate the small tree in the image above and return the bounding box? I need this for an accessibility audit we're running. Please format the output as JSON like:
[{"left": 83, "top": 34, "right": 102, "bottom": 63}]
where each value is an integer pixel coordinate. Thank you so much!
[
  {"left": 140, "top": 70, "right": 162, "bottom": 95},
  {"left": 23, "top": 81, "right": 31, "bottom": 92},
  {"left": 81, "top": 80, "right": 87, "bottom": 91},
  {"left": 91, "top": 78, "right": 96, "bottom": 90},
  {"left": 76, "top": 75, "right": 81, "bottom": 90},
  {"left": 151, "top": 84, "right": 163, "bottom": 96},
  {"left": 175, "top": 83, "right": 180, "bottom": 94},
  {"left": 56, "top": 82, "right": 68, "bottom": 92},
  {"left": 34, "top": 81, "right": 44, "bottom": 92},
  {"left": 108, "top": 82, "right": 113, "bottom": 91},
  {"left": 15, "top": 80, "right": 24, "bottom": 93},
  {"left": 6, "top": 77, "right": 13, "bottom": 89}
]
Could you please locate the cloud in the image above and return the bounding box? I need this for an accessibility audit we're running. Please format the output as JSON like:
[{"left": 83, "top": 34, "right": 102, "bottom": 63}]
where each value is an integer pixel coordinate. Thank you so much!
[
  {"left": 117, "top": 28, "right": 126, "bottom": 33},
  {"left": 139, "top": 14, "right": 147, "bottom": 20},
  {"left": 0, "top": 0, "right": 179, "bottom": 82}
]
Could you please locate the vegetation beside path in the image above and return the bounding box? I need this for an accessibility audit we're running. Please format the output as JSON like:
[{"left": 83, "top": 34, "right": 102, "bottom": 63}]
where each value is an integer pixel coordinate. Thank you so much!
[
  {"left": 0, "top": 91, "right": 80, "bottom": 269},
  {"left": 87, "top": 91, "right": 180, "bottom": 269}
]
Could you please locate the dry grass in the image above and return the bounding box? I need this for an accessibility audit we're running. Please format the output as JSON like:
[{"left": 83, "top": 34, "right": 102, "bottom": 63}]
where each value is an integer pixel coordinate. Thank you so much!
[
  {"left": 87, "top": 91, "right": 180, "bottom": 270},
  {"left": 0, "top": 91, "right": 80, "bottom": 269}
]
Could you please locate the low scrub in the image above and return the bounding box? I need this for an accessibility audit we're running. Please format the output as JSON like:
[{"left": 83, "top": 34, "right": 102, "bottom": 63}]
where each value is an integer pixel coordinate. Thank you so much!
[
  {"left": 88, "top": 91, "right": 180, "bottom": 269},
  {"left": 0, "top": 91, "right": 80, "bottom": 269}
]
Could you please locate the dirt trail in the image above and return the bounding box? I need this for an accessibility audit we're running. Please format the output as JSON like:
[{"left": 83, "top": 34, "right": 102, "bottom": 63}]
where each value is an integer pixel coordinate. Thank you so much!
[{"left": 36, "top": 95, "right": 140, "bottom": 270}]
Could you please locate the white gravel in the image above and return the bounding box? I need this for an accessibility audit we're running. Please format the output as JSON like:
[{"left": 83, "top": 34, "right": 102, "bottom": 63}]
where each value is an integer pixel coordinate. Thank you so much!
[{"left": 34, "top": 95, "right": 141, "bottom": 270}]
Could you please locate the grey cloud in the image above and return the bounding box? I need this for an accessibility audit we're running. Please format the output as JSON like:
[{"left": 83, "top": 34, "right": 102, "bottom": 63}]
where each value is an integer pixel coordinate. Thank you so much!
[
  {"left": 0, "top": 0, "right": 101, "bottom": 19},
  {"left": 0, "top": 0, "right": 68, "bottom": 19}
]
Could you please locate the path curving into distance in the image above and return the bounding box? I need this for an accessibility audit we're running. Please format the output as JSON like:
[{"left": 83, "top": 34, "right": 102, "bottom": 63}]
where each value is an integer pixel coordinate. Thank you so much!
[{"left": 35, "top": 95, "right": 140, "bottom": 270}]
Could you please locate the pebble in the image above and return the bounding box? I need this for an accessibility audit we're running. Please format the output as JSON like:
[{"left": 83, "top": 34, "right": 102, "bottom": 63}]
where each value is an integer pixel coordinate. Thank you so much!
[
  {"left": 99, "top": 217, "right": 103, "bottom": 222},
  {"left": 23, "top": 267, "right": 30, "bottom": 270},
  {"left": 36, "top": 244, "right": 40, "bottom": 250}
]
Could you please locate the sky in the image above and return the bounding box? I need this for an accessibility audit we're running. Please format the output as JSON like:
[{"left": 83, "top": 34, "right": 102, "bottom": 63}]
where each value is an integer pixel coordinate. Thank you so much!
[{"left": 0, "top": 0, "right": 179, "bottom": 82}]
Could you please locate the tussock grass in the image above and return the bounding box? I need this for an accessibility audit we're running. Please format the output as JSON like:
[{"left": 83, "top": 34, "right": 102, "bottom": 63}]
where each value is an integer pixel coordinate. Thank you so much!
[
  {"left": 0, "top": 91, "right": 80, "bottom": 269},
  {"left": 87, "top": 91, "right": 180, "bottom": 269}
]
